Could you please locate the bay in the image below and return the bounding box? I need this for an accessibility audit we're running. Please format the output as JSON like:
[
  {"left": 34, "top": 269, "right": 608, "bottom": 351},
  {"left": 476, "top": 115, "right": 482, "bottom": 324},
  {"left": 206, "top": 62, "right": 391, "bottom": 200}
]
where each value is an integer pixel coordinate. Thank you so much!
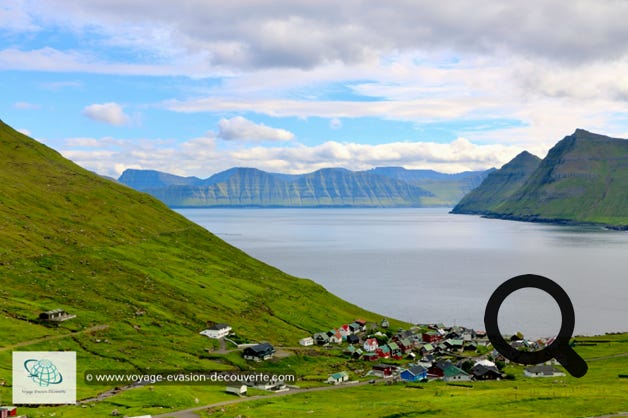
[{"left": 176, "top": 207, "right": 627, "bottom": 337}]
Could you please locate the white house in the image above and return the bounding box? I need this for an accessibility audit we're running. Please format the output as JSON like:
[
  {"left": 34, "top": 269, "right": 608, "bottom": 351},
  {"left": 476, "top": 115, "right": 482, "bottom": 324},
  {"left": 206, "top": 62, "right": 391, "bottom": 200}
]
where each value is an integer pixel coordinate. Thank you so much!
[
  {"left": 299, "top": 337, "right": 314, "bottom": 346},
  {"left": 326, "top": 371, "right": 349, "bottom": 385},
  {"left": 328, "top": 330, "right": 343, "bottom": 344},
  {"left": 363, "top": 338, "right": 379, "bottom": 352},
  {"left": 524, "top": 365, "right": 565, "bottom": 378},
  {"left": 200, "top": 323, "right": 232, "bottom": 339}
]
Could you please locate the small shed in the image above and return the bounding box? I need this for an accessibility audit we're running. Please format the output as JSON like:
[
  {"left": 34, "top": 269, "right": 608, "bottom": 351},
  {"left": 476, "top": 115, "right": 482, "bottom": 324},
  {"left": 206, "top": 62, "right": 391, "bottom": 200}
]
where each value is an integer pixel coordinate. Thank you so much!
[
  {"left": 226, "top": 384, "right": 247, "bottom": 396},
  {"left": 299, "top": 336, "right": 314, "bottom": 346},
  {"left": 39, "top": 309, "right": 76, "bottom": 322}
]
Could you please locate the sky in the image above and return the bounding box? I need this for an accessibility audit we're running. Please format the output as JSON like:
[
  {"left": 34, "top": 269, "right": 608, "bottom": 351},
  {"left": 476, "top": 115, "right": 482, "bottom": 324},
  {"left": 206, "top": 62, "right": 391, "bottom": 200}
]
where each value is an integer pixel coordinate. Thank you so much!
[{"left": 2, "top": 0, "right": 628, "bottom": 178}]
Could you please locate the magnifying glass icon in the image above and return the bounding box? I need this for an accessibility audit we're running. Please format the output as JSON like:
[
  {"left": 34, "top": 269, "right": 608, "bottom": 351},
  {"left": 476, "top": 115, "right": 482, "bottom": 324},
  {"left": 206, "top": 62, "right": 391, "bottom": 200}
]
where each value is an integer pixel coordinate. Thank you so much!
[{"left": 484, "top": 274, "right": 588, "bottom": 378}]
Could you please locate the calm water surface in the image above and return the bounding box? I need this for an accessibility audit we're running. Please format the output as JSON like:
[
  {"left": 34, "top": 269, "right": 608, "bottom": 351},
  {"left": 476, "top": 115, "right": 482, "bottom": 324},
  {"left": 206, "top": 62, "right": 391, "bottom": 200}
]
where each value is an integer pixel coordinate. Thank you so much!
[{"left": 177, "top": 208, "right": 627, "bottom": 337}]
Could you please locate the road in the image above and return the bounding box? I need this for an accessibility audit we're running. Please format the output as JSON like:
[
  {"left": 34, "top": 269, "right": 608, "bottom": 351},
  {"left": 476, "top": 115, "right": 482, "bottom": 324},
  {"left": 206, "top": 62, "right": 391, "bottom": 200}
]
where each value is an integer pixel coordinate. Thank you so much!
[
  {"left": 153, "top": 380, "right": 371, "bottom": 418},
  {"left": 0, "top": 324, "right": 109, "bottom": 352}
]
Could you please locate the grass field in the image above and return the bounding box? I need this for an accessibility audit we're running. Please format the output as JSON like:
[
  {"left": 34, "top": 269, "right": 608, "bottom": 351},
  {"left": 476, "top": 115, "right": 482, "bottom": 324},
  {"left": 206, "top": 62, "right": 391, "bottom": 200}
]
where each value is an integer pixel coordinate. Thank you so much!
[{"left": 7, "top": 333, "right": 626, "bottom": 418}]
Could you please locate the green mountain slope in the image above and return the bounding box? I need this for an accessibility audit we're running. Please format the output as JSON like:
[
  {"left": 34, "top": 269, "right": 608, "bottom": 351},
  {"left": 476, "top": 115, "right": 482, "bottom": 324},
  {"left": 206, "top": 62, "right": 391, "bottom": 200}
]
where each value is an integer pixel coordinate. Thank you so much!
[
  {"left": 370, "top": 167, "right": 492, "bottom": 206},
  {"left": 0, "top": 120, "right": 394, "bottom": 397},
  {"left": 451, "top": 151, "right": 541, "bottom": 214},
  {"left": 492, "top": 129, "right": 628, "bottom": 227}
]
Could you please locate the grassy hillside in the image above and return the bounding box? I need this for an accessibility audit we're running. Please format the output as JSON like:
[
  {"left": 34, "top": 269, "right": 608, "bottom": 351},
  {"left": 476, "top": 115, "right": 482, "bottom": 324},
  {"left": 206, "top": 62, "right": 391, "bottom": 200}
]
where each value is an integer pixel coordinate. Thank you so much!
[
  {"left": 451, "top": 151, "right": 541, "bottom": 214},
  {"left": 0, "top": 120, "right": 399, "bottom": 401},
  {"left": 493, "top": 130, "right": 628, "bottom": 227}
]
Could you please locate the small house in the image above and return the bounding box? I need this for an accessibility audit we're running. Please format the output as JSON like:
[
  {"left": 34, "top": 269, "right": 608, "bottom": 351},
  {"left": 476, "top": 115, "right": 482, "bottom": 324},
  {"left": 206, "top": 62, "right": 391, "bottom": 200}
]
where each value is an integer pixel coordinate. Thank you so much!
[
  {"left": 362, "top": 352, "right": 379, "bottom": 361},
  {"left": 363, "top": 338, "right": 379, "bottom": 352},
  {"left": 348, "top": 322, "right": 362, "bottom": 334},
  {"left": 422, "top": 331, "right": 442, "bottom": 343},
  {"left": 395, "top": 337, "right": 414, "bottom": 353},
  {"left": 39, "top": 309, "right": 76, "bottom": 322},
  {"left": 243, "top": 343, "right": 275, "bottom": 361},
  {"left": 200, "top": 323, "right": 232, "bottom": 339},
  {"left": 327, "top": 371, "right": 349, "bottom": 385},
  {"left": 524, "top": 365, "right": 565, "bottom": 378},
  {"left": 400, "top": 365, "right": 427, "bottom": 382},
  {"left": 313, "top": 332, "right": 330, "bottom": 345},
  {"left": 376, "top": 344, "right": 391, "bottom": 358},
  {"left": 354, "top": 319, "right": 367, "bottom": 330},
  {"left": 346, "top": 334, "right": 360, "bottom": 344},
  {"left": 0, "top": 406, "right": 17, "bottom": 417},
  {"left": 351, "top": 348, "right": 364, "bottom": 359},
  {"left": 371, "top": 363, "right": 394, "bottom": 377},
  {"left": 387, "top": 342, "right": 403, "bottom": 359},
  {"left": 329, "top": 329, "right": 343, "bottom": 344},
  {"left": 442, "top": 364, "right": 472, "bottom": 382},
  {"left": 339, "top": 324, "right": 351, "bottom": 337},
  {"left": 443, "top": 339, "right": 464, "bottom": 351},
  {"left": 471, "top": 364, "right": 502, "bottom": 380},
  {"left": 299, "top": 337, "right": 314, "bottom": 346}
]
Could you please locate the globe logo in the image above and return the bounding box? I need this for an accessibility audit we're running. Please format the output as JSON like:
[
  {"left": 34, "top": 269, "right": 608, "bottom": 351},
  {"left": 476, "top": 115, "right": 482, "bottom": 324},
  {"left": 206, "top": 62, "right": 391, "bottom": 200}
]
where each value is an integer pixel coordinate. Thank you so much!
[{"left": 24, "top": 358, "right": 64, "bottom": 387}]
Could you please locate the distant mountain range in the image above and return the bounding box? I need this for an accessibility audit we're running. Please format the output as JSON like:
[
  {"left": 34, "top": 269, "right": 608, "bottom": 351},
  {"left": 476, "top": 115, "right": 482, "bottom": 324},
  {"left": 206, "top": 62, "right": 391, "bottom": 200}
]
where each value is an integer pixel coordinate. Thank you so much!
[
  {"left": 118, "top": 166, "right": 490, "bottom": 208},
  {"left": 452, "top": 129, "right": 628, "bottom": 229}
]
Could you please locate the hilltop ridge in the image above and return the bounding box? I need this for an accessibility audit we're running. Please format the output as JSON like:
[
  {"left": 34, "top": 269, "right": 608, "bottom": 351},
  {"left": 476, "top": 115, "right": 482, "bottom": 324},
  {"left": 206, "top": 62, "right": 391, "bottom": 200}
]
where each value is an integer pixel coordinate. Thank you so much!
[
  {"left": 118, "top": 166, "right": 490, "bottom": 207},
  {"left": 452, "top": 129, "right": 628, "bottom": 228}
]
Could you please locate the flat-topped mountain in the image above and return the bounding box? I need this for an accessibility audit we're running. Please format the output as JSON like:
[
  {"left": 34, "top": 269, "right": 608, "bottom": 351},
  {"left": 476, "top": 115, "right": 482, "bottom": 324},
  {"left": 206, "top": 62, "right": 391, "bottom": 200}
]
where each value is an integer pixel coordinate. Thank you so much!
[
  {"left": 119, "top": 166, "right": 490, "bottom": 207},
  {"left": 453, "top": 129, "right": 628, "bottom": 228}
]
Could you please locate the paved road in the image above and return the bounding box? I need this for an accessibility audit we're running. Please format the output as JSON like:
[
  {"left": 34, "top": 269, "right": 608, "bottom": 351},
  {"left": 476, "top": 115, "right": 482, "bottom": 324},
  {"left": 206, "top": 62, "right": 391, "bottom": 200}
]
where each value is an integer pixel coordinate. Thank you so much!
[{"left": 153, "top": 380, "right": 370, "bottom": 418}]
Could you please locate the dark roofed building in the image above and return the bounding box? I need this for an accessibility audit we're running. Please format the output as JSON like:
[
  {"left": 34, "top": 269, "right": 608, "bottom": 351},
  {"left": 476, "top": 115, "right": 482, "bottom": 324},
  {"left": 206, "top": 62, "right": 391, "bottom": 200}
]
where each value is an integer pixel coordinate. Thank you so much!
[
  {"left": 243, "top": 343, "right": 275, "bottom": 361},
  {"left": 39, "top": 309, "right": 76, "bottom": 322},
  {"left": 471, "top": 364, "right": 502, "bottom": 380}
]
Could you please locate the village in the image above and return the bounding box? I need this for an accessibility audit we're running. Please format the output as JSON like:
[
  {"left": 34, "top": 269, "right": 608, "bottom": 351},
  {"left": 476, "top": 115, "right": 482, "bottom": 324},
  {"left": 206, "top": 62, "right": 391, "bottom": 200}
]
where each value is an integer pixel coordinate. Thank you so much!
[{"left": 200, "top": 319, "right": 566, "bottom": 396}]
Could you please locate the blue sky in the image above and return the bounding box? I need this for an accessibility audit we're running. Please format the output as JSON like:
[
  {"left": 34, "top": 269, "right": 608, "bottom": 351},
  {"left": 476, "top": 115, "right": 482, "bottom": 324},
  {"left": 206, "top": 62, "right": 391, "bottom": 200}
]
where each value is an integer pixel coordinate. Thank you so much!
[{"left": 2, "top": 1, "right": 628, "bottom": 178}]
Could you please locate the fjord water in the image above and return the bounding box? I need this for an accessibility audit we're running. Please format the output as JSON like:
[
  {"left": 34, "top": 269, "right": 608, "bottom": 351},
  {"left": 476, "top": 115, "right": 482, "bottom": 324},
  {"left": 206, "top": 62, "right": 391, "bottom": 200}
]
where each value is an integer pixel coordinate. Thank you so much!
[{"left": 177, "top": 208, "right": 627, "bottom": 337}]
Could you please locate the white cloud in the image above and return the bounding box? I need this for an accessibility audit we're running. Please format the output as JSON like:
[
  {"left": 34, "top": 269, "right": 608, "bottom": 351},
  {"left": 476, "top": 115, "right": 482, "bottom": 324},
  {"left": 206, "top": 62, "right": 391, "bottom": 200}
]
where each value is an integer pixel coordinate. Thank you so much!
[
  {"left": 330, "top": 118, "right": 342, "bottom": 130},
  {"left": 14, "top": 101, "right": 41, "bottom": 110},
  {"left": 82, "top": 102, "right": 130, "bottom": 126},
  {"left": 17, "top": 128, "right": 32, "bottom": 136},
  {"left": 0, "top": 2, "right": 38, "bottom": 32},
  {"left": 24, "top": 1, "right": 628, "bottom": 69},
  {"left": 217, "top": 116, "right": 294, "bottom": 142},
  {"left": 61, "top": 134, "right": 528, "bottom": 179}
]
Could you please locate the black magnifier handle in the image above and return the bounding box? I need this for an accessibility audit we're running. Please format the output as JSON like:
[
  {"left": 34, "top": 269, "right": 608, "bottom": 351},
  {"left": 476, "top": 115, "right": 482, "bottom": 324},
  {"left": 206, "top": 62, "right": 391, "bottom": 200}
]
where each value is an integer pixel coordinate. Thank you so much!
[{"left": 553, "top": 345, "right": 588, "bottom": 378}]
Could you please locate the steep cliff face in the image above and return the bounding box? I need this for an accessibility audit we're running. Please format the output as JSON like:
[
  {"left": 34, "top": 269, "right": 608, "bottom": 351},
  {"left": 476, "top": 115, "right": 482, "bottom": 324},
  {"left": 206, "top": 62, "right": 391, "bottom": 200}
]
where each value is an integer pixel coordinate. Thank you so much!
[
  {"left": 119, "top": 166, "right": 494, "bottom": 207},
  {"left": 452, "top": 129, "right": 628, "bottom": 228},
  {"left": 120, "top": 167, "right": 437, "bottom": 207},
  {"left": 492, "top": 130, "right": 628, "bottom": 226},
  {"left": 451, "top": 151, "right": 541, "bottom": 214}
]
